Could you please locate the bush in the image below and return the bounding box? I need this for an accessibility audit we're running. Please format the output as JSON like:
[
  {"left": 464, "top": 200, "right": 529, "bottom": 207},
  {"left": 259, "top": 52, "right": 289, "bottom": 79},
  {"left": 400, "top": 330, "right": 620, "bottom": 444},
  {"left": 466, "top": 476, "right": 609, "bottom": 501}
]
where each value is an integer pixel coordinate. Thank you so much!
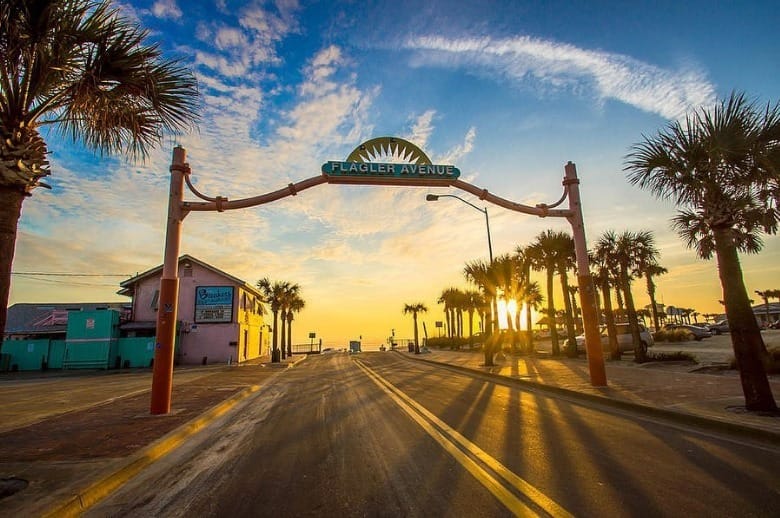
[
  {"left": 425, "top": 336, "right": 472, "bottom": 350},
  {"left": 729, "top": 346, "right": 780, "bottom": 374},
  {"left": 652, "top": 329, "right": 694, "bottom": 343},
  {"left": 647, "top": 351, "right": 697, "bottom": 362}
]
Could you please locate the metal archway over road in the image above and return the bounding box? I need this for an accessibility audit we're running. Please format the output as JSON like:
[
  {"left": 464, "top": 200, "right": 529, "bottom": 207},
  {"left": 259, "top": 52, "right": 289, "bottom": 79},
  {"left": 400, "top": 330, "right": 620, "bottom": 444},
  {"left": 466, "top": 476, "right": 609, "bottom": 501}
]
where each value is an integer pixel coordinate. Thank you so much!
[{"left": 150, "top": 138, "right": 606, "bottom": 414}]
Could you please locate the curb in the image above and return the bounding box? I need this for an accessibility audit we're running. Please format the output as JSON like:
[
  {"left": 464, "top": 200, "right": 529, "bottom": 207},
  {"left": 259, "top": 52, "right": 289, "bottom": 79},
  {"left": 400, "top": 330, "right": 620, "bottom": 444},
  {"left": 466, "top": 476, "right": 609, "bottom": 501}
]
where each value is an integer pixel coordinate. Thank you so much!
[
  {"left": 43, "top": 383, "right": 262, "bottom": 517},
  {"left": 400, "top": 353, "right": 780, "bottom": 444}
]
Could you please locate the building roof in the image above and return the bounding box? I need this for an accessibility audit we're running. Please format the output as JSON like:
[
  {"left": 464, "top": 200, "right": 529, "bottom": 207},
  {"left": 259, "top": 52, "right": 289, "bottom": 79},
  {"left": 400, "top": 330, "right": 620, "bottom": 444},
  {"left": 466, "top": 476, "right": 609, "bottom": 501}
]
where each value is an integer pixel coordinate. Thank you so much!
[
  {"left": 117, "top": 254, "right": 263, "bottom": 299},
  {"left": 4, "top": 302, "right": 132, "bottom": 337},
  {"left": 752, "top": 302, "right": 780, "bottom": 314}
]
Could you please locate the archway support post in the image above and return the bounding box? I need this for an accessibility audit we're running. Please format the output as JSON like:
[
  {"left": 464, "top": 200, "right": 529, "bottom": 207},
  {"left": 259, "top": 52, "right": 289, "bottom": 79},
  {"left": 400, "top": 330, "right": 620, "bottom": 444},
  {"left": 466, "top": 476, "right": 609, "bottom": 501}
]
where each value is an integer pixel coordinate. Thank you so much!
[
  {"left": 150, "top": 146, "right": 187, "bottom": 414},
  {"left": 563, "top": 162, "right": 607, "bottom": 386}
]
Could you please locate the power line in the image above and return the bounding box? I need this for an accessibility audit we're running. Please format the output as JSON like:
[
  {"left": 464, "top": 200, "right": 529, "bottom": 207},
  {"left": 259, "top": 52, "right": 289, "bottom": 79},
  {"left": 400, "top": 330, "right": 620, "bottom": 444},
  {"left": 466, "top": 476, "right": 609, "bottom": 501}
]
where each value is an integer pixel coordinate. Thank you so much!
[{"left": 11, "top": 272, "right": 131, "bottom": 277}]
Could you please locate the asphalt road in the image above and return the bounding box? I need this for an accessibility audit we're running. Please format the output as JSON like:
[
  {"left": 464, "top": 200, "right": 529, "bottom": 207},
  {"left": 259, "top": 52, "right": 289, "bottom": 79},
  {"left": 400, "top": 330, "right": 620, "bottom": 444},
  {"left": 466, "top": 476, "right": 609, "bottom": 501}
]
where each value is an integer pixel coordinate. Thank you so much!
[{"left": 86, "top": 352, "right": 780, "bottom": 517}]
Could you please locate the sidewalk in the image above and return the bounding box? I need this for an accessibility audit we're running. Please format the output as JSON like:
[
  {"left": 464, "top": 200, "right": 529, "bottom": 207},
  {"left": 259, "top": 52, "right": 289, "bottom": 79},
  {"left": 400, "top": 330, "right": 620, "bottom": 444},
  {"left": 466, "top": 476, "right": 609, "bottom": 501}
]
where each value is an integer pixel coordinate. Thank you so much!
[
  {"left": 0, "top": 353, "right": 305, "bottom": 516},
  {"left": 401, "top": 348, "right": 780, "bottom": 439}
]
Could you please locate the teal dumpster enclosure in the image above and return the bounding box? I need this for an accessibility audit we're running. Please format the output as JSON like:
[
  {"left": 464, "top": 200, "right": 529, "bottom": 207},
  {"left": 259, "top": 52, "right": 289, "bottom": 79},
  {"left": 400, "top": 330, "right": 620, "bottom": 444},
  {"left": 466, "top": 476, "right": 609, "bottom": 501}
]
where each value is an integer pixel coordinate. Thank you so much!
[{"left": 63, "top": 310, "right": 120, "bottom": 369}]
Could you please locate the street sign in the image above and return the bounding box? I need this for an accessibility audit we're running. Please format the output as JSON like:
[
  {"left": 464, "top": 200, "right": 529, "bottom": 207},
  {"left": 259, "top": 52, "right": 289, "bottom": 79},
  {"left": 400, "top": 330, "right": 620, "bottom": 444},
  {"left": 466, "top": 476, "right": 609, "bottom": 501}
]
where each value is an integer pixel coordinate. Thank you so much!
[{"left": 322, "top": 161, "right": 460, "bottom": 181}]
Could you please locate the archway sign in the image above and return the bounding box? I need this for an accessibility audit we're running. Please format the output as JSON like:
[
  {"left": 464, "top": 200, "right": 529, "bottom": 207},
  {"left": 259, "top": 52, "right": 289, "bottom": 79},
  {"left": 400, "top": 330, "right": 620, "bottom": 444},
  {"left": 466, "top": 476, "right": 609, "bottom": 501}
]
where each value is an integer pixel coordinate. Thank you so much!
[{"left": 150, "top": 137, "right": 606, "bottom": 414}]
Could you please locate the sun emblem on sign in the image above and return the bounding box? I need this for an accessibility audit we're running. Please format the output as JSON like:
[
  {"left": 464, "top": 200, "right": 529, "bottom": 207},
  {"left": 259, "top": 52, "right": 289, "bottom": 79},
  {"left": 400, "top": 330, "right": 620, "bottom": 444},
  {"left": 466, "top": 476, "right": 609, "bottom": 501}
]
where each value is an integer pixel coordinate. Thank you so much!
[{"left": 345, "top": 137, "right": 432, "bottom": 165}]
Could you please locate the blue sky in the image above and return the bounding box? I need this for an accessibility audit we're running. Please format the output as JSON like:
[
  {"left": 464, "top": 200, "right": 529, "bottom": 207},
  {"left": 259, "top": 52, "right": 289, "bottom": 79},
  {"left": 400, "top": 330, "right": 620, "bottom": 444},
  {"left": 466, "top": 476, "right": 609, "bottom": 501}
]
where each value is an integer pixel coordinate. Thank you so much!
[{"left": 11, "top": 0, "right": 780, "bottom": 346}]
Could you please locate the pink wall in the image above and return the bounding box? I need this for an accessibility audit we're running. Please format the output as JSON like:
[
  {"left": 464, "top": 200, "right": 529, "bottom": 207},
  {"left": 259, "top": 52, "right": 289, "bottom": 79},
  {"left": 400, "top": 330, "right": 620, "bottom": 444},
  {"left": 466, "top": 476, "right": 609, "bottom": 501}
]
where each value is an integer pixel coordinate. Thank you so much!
[{"left": 131, "top": 260, "right": 268, "bottom": 365}]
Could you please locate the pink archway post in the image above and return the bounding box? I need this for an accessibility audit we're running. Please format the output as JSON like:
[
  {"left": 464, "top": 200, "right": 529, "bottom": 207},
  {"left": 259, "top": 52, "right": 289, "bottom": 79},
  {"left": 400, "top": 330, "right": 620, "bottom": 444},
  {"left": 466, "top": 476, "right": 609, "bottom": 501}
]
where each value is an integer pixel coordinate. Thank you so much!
[{"left": 150, "top": 146, "right": 186, "bottom": 414}]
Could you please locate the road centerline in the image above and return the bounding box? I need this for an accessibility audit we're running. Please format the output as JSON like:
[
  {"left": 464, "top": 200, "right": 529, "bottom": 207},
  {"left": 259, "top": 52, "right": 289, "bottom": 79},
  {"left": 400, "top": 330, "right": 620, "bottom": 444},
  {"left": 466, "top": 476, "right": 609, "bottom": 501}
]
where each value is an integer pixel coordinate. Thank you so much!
[{"left": 354, "top": 358, "right": 573, "bottom": 518}]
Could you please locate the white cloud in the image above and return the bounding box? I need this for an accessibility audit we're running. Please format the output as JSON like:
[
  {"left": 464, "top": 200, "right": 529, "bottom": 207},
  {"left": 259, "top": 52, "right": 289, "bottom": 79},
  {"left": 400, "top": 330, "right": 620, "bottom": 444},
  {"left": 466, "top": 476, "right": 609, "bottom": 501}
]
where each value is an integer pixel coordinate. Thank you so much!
[
  {"left": 151, "top": 0, "right": 182, "bottom": 21},
  {"left": 404, "top": 35, "right": 716, "bottom": 120},
  {"left": 404, "top": 110, "right": 436, "bottom": 151}
]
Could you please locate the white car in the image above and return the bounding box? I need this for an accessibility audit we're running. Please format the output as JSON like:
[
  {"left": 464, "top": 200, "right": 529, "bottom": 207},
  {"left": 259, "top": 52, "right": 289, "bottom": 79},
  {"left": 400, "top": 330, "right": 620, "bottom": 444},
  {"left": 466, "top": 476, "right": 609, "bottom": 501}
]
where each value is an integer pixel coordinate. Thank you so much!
[{"left": 575, "top": 323, "right": 654, "bottom": 353}]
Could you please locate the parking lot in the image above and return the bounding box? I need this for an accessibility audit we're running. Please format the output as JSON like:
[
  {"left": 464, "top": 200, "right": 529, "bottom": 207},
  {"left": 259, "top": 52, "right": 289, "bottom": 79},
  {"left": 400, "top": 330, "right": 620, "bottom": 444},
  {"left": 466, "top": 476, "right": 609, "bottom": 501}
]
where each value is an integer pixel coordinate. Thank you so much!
[{"left": 538, "top": 329, "right": 780, "bottom": 366}]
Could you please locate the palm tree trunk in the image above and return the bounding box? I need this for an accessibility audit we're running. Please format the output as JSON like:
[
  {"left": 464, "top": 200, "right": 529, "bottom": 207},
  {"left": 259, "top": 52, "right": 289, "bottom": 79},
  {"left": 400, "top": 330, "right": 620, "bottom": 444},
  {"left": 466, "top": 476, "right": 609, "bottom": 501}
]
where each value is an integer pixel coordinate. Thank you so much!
[
  {"left": 546, "top": 269, "right": 559, "bottom": 355},
  {"left": 468, "top": 309, "right": 474, "bottom": 348},
  {"left": 620, "top": 270, "right": 646, "bottom": 362},
  {"left": 714, "top": 230, "right": 777, "bottom": 411},
  {"left": 0, "top": 188, "right": 24, "bottom": 339},
  {"left": 647, "top": 277, "right": 661, "bottom": 332},
  {"left": 271, "top": 311, "right": 280, "bottom": 362},
  {"left": 279, "top": 310, "right": 287, "bottom": 360},
  {"left": 601, "top": 278, "right": 620, "bottom": 360},
  {"left": 413, "top": 313, "right": 420, "bottom": 354},
  {"left": 525, "top": 305, "right": 533, "bottom": 354},
  {"left": 560, "top": 269, "right": 577, "bottom": 357},
  {"left": 286, "top": 314, "right": 293, "bottom": 356}
]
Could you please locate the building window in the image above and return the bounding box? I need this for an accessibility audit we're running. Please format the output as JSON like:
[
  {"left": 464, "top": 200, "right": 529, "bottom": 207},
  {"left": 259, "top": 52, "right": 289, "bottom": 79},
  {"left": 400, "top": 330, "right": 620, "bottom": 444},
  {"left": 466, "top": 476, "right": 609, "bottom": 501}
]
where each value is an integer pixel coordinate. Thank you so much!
[{"left": 150, "top": 289, "right": 159, "bottom": 310}]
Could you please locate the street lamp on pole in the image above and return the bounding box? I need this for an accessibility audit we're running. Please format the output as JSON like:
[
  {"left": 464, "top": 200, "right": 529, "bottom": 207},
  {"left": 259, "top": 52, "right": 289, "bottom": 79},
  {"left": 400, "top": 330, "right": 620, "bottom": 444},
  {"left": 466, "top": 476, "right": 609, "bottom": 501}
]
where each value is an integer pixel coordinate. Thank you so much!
[{"left": 425, "top": 194, "right": 493, "bottom": 263}]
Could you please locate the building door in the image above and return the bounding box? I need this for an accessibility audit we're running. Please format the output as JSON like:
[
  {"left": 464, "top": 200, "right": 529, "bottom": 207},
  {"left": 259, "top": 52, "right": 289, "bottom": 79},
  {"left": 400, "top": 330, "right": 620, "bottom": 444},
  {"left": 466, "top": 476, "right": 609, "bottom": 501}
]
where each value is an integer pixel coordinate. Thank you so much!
[{"left": 243, "top": 330, "right": 248, "bottom": 360}]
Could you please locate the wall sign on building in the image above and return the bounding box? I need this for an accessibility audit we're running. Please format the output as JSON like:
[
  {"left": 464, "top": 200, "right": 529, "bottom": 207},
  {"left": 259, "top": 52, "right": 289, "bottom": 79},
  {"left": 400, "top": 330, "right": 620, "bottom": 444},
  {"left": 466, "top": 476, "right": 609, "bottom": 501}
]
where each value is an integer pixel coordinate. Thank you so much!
[{"left": 194, "top": 286, "right": 234, "bottom": 323}]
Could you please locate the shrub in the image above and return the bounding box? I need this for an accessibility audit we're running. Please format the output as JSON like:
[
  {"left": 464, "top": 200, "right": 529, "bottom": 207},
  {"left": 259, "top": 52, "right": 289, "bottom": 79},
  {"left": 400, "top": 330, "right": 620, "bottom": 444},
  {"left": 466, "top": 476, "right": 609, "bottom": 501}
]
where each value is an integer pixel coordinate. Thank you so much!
[
  {"left": 425, "top": 336, "right": 472, "bottom": 350},
  {"left": 652, "top": 329, "right": 694, "bottom": 343},
  {"left": 729, "top": 345, "right": 780, "bottom": 374},
  {"left": 647, "top": 351, "right": 697, "bottom": 362}
]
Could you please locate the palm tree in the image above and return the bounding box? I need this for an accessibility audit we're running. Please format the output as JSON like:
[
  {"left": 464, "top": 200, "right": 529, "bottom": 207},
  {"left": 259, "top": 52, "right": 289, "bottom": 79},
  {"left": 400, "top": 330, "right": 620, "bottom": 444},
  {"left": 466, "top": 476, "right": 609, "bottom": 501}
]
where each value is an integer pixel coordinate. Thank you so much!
[
  {"left": 0, "top": 1, "right": 199, "bottom": 339},
  {"left": 766, "top": 289, "right": 780, "bottom": 304},
  {"left": 592, "top": 233, "right": 621, "bottom": 359},
  {"left": 285, "top": 293, "right": 305, "bottom": 357},
  {"left": 403, "top": 303, "right": 428, "bottom": 354},
  {"left": 464, "top": 290, "right": 484, "bottom": 348},
  {"left": 257, "top": 278, "right": 290, "bottom": 363},
  {"left": 279, "top": 283, "right": 300, "bottom": 359},
  {"left": 625, "top": 91, "right": 779, "bottom": 411},
  {"left": 551, "top": 232, "right": 577, "bottom": 357},
  {"left": 464, "top": 259, "right": 499, "bottom": 365},
  {"left": 521, "top": 281, "right": 543, "bottom": 354},
  {"left": 437, "top": 287, "right": 457, "bottom": 338},
  {"left": 641, "top": 263, "right": 668, "bottom": 332},
  {"left": 526, "top": 230, "right": 564, "bottom": 355},
  {"left": 614, "top": 230, "right": 655, "bottom": 361}
]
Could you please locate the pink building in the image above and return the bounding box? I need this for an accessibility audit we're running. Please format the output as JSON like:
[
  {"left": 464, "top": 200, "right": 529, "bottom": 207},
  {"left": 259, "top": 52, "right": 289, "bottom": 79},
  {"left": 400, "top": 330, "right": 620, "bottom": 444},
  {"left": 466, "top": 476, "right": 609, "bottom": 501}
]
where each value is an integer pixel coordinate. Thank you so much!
[{"left": 118, "top": 255, "right": 269, "bottom": 365}]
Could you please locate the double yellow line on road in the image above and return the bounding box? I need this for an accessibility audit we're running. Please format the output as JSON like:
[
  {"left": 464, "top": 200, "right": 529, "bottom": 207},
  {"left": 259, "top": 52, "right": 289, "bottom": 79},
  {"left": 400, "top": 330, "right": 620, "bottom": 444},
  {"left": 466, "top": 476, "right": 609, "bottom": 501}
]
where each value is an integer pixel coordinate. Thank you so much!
[{"left": 354, "top": 358, "right": 573, "bottom": 518}]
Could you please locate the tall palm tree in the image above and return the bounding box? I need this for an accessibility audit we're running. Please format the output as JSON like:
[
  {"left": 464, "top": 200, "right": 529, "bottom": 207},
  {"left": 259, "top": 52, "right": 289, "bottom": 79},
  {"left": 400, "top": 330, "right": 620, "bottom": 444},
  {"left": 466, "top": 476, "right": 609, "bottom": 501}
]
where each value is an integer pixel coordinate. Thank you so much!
[
  {"left": 285, "top": 293, "right": 305, "bottom": 357},
  {"left": 464, "top": 259, "right": 499, "bottom": 365},
  {"left": 550, "top": 232, "right": 577, "bottom": 357},
  {"left": 641, "top": 263, "right": 668, "bottom": 332},
  {"left": 257, "top": 278, "right": 290, "bottom": 363},
  {"left": 527, "top": 230, "right": 563, "bottom": 355},
  {"left": 592, "top": 232, "right": 621, "bottom": 359},
  {"left": 0, "top": 1, "right": 199, "bottom": 338},
  {"left": 515, "top": 245, "right": 537, "bottom": 351},
  {"left": 625, "top": 91, "right": 779, "bottom": 411},
  {"left": 278, "top": 283, "right": 300, "bottom": 359},
  {"left": 521, "top": 281, "right": 543, "bottom": 354},
  {"left": 437, "top": 287, "right": 457, "bottom": 338},
  {"left": 403, "top": 302, "right": 428, "bottom": 354},
  {"left": 614, "top": 230, "right": 655, "bottom": 361},
  {"left": 766, "top": 289, "right": 780, "bottom": 304},
  {"left": 464, "top": 289, "right": 484, "bottom": 348}
]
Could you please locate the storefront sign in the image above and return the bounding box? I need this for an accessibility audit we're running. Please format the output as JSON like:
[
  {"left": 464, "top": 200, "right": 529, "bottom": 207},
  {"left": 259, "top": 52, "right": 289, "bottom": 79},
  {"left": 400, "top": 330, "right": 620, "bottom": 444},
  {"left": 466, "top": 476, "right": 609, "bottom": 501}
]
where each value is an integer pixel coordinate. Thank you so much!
[{"left": 194, "top": 286, "right": 234, "bottom": 323}]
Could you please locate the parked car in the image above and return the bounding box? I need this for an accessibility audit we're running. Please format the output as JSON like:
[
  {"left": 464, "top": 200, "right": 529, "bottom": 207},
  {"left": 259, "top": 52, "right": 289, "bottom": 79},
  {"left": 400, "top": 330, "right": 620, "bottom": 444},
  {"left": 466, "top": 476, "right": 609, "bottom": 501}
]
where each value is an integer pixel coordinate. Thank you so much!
[
  {"left": 667, "top": 324, "right": 712, "bottom": 341},
  {"left": 575, "top": 323, "right": 654, "bottom": 353},
  {"left": 706, "top": 320, "right": 729, "bottom": 335}
]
